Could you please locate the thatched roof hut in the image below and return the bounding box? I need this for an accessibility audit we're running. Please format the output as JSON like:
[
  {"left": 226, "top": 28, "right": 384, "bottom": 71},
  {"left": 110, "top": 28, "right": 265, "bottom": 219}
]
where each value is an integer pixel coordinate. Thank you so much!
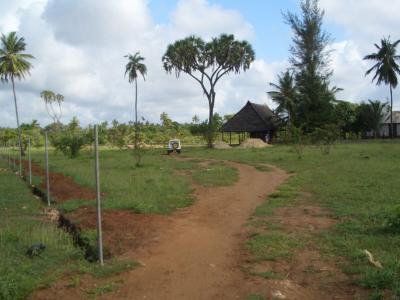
[{"left": 221, "top": 101, "right": 279, "bottom": 143}]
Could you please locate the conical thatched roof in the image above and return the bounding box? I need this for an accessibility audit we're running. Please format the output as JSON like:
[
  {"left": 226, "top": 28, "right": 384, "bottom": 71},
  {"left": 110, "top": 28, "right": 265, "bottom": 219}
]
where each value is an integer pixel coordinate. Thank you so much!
[{"left": 221, "top": 101, "right": 278, "bottom": 132}]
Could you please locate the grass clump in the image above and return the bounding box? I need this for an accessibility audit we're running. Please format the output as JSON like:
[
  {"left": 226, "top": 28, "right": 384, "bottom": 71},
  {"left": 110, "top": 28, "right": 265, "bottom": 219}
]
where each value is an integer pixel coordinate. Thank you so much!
[
  {"left": 246, "top": 232, "right": 301, "bottom": 262},
  {"left": 86, "top": 280, "right": 123, "bottom": 299}
]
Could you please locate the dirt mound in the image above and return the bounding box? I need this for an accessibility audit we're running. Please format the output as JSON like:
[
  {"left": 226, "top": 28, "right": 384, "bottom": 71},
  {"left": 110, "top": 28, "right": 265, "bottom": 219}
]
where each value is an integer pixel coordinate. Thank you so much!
[
  {"left": 239, "top": 138, "right": 270, "bottom": 149},
  {"left": 213, "top": 141, "right": 231, "bottom": 149}
]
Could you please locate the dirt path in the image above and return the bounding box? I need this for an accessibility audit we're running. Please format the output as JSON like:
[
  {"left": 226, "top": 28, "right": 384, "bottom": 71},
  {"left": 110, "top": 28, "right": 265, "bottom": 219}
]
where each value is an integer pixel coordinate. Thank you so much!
[
  {"left": 95, "top": 161, "right": 288, "bottom": 300},
  {"left": 25, "top": 155, "right": 368, "bottom": 300}
]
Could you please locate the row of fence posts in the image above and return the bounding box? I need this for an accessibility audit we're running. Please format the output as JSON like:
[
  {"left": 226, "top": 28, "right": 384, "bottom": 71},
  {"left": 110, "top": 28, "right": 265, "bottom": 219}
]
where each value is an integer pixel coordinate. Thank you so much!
[{"left": 0, "top": 125, "right": 104, "bottom": 265}]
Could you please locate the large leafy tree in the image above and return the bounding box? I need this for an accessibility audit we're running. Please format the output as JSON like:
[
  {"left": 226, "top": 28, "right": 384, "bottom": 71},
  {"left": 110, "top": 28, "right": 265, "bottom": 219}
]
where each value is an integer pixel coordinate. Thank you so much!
[
  {"left": 125, "top": 52, "right": 147, "bottom": 149},
  {"left": 364, "top": 37, "right": 400, "bottom": 138},
  {"left": 0, "top": 32, "right": 34, "bottom": 156},
  {"left": 333, "top": 100, "right": 358, "bottom": 138},
  {"left": 268, "top": 70, "right": 297, "bottom": 128},
  {"left": 284, "top": 0, "right": 338, "bottom": 132},
  {"left": 162, "top": 34, "right": 255, "bottom": 148}
]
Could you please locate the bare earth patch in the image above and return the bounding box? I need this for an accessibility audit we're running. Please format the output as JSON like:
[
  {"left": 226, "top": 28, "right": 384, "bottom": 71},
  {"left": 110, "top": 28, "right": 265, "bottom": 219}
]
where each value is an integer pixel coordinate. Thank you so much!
[{"left": 245, "top": 203, "right": 367, "bottom": 300}]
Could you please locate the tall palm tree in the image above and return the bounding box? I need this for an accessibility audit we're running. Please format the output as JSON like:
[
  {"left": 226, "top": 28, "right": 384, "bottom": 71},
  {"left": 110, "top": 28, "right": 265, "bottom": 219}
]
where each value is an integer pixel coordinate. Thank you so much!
[
  {"left": 268, "top": 70, "right": 297, "bottom": 129},
  {"left": 124, "top": 52, "right": 147, "bottom": 149},
  {"left": 0, "top": 32, "right": 34, "bottom": 156},
  {"left": 364, "top": 37, "right": 400, "bottom": 138}
]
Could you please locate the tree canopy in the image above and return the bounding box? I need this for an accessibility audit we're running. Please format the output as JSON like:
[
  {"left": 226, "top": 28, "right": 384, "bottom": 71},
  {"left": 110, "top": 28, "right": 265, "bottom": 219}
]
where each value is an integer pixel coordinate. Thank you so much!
[
  {"left": 162, "top": 34, "right": 255, "bottom": 147},
  {"left": 283, "top": 0, "right": 338, "bottom": 132},
  {"left": 0, "top": 32, "right": 34, "bottom": 81}
]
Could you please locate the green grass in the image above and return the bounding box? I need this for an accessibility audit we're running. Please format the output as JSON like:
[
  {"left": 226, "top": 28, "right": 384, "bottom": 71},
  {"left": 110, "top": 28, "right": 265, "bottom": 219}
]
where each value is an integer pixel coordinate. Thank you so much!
[
  {"left": 86, "top": 280, "right": 123, "bottom": 299},
  {"left": 246, "top": 232, "right": 302, "bottom": 262},
  {"left": 30, "top": 149, "right": 239, "bottom": 213},
  {"left": 7, "top": 142, "right": 400, "bottom": 297},
  {"left": 0, "top": 160, "right": 85, "bottom": 300},
  {"left": 185, "top": 141, "right": 400, "bottom": 298},
  {"left": 192, "top": 161, "right": 238, "bottom": 187},
  {"left": 30, "top": 149, "right": 197, "bottom": 214},
  {"left": 253, "top": 271, "right": 284, "bottom": 280},
  {"left": 244, "top": 294, "right": 267, "bottom": 300}
]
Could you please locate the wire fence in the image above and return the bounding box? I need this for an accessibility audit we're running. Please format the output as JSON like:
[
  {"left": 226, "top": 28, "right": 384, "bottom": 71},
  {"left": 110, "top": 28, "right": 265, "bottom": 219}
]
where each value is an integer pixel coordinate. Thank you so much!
[{"left": 0, "top": 126, "right": 104, "bottom": 264}]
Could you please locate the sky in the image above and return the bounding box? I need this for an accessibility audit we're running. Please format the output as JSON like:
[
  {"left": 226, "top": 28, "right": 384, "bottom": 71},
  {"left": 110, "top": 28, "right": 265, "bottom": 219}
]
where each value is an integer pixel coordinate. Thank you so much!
[{"left": 0, "top": 0, "right": 399, "bottom": 127}]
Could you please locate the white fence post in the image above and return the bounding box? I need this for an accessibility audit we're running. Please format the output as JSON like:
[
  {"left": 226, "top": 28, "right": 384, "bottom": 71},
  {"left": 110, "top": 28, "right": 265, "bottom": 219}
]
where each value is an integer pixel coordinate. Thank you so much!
[
  {"left": 28, "top": 137, "right": 32, "bottom": 185},
  {"left": 45, "top": 132, "right": 50, "bottom": 206},
  {"left": 94, "top": 125, "right": 104, "bottom": 265}
]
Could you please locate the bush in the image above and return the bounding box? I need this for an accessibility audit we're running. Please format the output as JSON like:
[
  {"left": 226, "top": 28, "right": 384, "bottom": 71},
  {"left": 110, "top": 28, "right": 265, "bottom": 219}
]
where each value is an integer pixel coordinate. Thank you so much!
[
  {"left": 52, "top": 133, "right": 86, "bottom": 158},
  {"left": 310, "top": 124, "right": 339, "bottom": 154}
]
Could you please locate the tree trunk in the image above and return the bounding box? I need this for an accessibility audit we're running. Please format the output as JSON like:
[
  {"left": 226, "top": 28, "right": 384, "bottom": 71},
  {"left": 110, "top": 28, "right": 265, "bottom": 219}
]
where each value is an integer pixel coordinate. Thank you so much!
[
  {"left": 134, "top": 78, "right": 138, "bottom": 149},
  {"left": 207, "top": 92, "right": 215, "bottom": 149},
  {"left": 11, "top": 76, "right": 25, "bottom": 157},
  {"left": 390, "top": 84, "right": 393, "bottom": 139}
]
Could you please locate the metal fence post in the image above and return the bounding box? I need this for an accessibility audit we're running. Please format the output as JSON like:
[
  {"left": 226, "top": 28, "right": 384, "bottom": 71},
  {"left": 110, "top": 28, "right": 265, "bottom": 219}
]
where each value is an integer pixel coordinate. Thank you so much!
[
  {"left": 28, "top": 137, "right": 32, "bottom": 185},
  {"left": 7, "top": 141, "right": 10, "bottom": 167},
  {"left": 95, "top": 125, "right": 104, "bottom": 266},
  {"left": 45, "top": 132, "right": 50, "bottom": 206},
  {"left": 12, "top": 140, "right": 16, "bottom": 171},
  {"left": 18, "top": 137, "right": 22, "bottom": 176}
]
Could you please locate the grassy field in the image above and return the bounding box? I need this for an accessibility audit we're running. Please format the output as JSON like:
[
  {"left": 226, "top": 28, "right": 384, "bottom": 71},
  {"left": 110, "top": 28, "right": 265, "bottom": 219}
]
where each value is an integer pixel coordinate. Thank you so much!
[
  {"left": 2, "top": 142, "right": 399, "bottom": 298},
  {"left": 0, "top": 160, "right": 85, "bottom": 300},
  {"left": 0, "top": 158, "right": 141, "bottom": 299},
  {"left": 27, "top": 149, "right": 238, "bottom": 213},
  {"left": 185, "top": 141, "right": 400, "bottom": 299}
]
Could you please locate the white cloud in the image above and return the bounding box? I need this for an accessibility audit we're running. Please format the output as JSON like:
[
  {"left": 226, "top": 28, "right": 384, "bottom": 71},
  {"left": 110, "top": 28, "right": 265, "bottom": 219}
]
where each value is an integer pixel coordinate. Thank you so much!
[
  {"left": 320, "top": 0, "right": 400, "bottom": 108},
  {"left": 169, "top": 0, "right": 254, "bottom": 41},
  {"left": 321, "top": 0, "right": 400, "bottom": 51},
  {"left": 2, "top": 0, "right": 399, "bottom": 128},
  {"left": 0, "top": 0, "right": 275, "bottom": 127}
]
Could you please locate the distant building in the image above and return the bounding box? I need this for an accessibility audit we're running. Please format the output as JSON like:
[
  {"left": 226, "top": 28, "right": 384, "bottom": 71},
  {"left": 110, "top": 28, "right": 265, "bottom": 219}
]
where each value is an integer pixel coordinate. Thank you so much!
[
  {"left": 366, "top": 111, "right": 400, "bottom": 138},
  {"left": 381, "top": 111, "right": 400, "bottom": 137},
  {"left": 221, "top": 101, "right": 279, "bottom": 143}
]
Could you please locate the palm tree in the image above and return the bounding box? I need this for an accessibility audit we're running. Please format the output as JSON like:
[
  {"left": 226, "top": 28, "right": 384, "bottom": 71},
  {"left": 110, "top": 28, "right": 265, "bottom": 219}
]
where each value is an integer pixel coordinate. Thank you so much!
[
  {"left": 364, "top": 37, "right": 400, "bottom": 138},
  {"left": 41, "top": 90, "right": 56, "bottom": 123},
  {"left": 124, "top": 52, "right": 147, "bottom": 149},
  {"left": 0, "top": 32, "right": 34, "bottom": 156},
  {"left": 41, "top": 90, "right": 64, "bottom": 126},
  {"left": 55, "top": 94, "right": 64, "bottom": 123},
  {"left": 268, "top": 70, "right": 297, "bottom": 129}
]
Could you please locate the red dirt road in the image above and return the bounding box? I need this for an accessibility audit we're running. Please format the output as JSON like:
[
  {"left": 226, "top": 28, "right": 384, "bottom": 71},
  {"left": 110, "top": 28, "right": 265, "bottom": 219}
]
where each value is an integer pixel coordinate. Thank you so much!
[{"left": 100, "top": 162, "right": 288, "bottom": 300}]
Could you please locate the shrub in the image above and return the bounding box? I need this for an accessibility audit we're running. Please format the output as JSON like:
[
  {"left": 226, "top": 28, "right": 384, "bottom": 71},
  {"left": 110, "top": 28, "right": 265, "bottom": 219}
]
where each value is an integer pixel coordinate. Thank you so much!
[
  {"left": 52, "top": 132, "right": 86, "bottom": 158},
  {"left": 310, "top": 124, "right": 339, "bottom": 154}
]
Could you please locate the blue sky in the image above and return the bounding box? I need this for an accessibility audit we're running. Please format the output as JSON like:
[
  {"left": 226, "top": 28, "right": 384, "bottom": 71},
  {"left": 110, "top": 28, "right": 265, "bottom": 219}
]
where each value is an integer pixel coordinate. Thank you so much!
[
  {"left": 0, "top": 0, "right": 399, "bottom": 126},
  {"left": 149, "top": 0, "right": 344, "bottom": 62}
]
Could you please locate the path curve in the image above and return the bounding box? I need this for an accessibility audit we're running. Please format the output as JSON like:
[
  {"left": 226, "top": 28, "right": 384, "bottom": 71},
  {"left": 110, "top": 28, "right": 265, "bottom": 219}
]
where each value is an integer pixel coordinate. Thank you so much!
[{"left": 102, "top": 160, "right": 289, "bottom": 300}]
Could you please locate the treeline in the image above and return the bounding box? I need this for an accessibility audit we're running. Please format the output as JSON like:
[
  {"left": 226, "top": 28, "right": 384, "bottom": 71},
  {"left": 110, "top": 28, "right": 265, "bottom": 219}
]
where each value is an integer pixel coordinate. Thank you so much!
[
  {"left": 269, "top": 0, "right": 393, "bottom": 141},
  {"left": 0, "top": 113, "right": 229, "bottom": 157}
]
